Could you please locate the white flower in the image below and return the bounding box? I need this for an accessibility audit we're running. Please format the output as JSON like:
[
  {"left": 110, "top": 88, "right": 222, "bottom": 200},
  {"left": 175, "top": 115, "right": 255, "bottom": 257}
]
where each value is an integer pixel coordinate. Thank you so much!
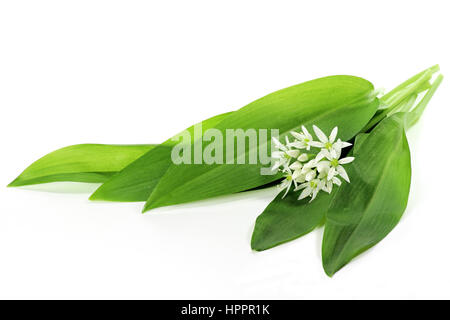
[
  {"left": 316, "top": 149, "right": 354, "bottom": 183},
  {"left": 289, "top": 160, "right": 302, "bottom": 171},
  {"left": 300, "top": 159, "right": 318, "bottom": 181},
  {"left": 271, "top": 137, "right": 301, "bottom": 171},
  {"left": 311, "top": 126, "right": 352, "bottom": 156},
  {"left": 267, "top": 124, "right": 356, "bottom": 203},
  {"left": 278, "top": 167, "right": 298, "bottom": 198},
  {"left": 297, "top": 153, "right": 309, "bottom": 162},
  {"left": 289, "top": 126, "right": 315, "bottom": 150},
  {"left": 318, "top": 168, "right": 342, "bottom": 193},
  {"left": 310, "top": 125, "right": 338, "bottom": 150},
  {"left": 288, "top": 153, "right": 309, "bottom": 171},
  {"left": 295, "top": 179, "right": 323, "bottom": 202}
]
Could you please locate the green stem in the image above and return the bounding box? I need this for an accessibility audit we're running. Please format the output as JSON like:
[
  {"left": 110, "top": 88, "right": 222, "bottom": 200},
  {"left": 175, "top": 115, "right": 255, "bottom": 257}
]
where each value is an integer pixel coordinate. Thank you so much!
[
  {"left": 380, "top": 64, "right": 439, "bottom": 107},
  {"left": 387, "top": 93, "right": 417, "bottom": 116},
  {"left": 362, "top": 65, "right": 440, "bottom": 132},
  {"left": 407, "top": 74, "right": 444, "bottom": 129}
]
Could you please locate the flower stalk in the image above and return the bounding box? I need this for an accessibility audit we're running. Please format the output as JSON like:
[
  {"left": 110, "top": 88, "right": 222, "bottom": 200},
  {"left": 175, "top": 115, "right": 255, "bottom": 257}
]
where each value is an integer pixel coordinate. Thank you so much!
[{"left": 363, "top": 64, "right": 441, "bottom": 132}]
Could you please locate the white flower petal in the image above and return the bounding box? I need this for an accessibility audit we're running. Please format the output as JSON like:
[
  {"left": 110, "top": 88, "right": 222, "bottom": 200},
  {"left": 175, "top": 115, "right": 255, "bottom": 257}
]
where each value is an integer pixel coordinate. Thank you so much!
[
  {"left": 305, "top": 170, "right": 317, "bottom": 181},
  {"left": 285, "top": 136, "right": 291, "bottom": 146},
  {"left": 271, "top": 151, "right": 285, "bottom": 159},
  {"left": 313, "top": 125, "right": 328, "bottom": 143},
  {"left": 289, "top": 161, "right": 302, "bottom": 170},
  {"left": 294, "top": 173, "right": 306, "bottom": 183},
  {"left": 329, "top": 127, "right": 338, "bottom": 143},
  {"left": 330, "top": 149, "right": 338, "bottom": 159},
  {"left": 271, "top": 161, "right": 283, "bottom": 171},
  {"left": 301, "top": 125, "right": 310, "bottom": 137},
  {"left": 279, "top": 179, "right": 289, "bottom": 188},
  {"left": 315, "top": 150, "right": 328, "bottom": 162},
  {"left": 307, "top": 158, "right": 318, "bottom": 167},
  {"left": 321, "top": 149, "right": 332, "bottom": 161},
  {"left": 272, "top": 137, "right": 288, "bottom": 151},
  {"left": 310, "top": 141, "right": 324, "bottom": 148},
  {"left": 298, "top": 187, "right": 312, "bottom": 200},
  {"left": 310, "top": 188, "right": 320, "bottom": 202},
  {"left": 340, "top": 141, "right": 352, "bottom": 148},
  {"left": 286, "top": 149, "right": 300, "bottom": 158},
  {"left": 327, "top": 181, "right": 333, "bottom": 193},
  {"left": 322, "top": 180, "right": 332, "bottom": 193},
  {"left": 292, "top": 169, "right": 301, "bottom": 179},
  {"left": 288, "top": 141, "right": 304, "bottom": 149},
  {"left": 328, "top": 167, "right": 336, "bottom": 179},
  {"left": 290, "top": 131, "right": 304, "bottom": 140},
  {"left": 282, "top": 180, "right": 292, "bottom": 198},
  {"left": 339, "top": 156, "right": 355, "bottom": 164},
  {"left": 298, "top": 153, "right": 308, "bottom": 162},
  {"left": 295, "top": 182, "right": 309, "bottom": 191},
  {"left": 332, "top": 177, "right": 341, "bottom": 186},
  {"left": 316, "top": 161, "right": 331, "bottom": 173},
  {"left": 337, "top": 165, "right": 350, "bottom": 182}
]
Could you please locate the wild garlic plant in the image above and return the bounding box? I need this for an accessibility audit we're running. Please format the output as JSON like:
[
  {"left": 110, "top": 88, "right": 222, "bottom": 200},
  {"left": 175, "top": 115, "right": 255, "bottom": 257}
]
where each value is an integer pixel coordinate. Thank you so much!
[
  {"left": 272, "top": 125, "right": 354, "bottom": 201},
  {"left": 9, "top": 65, "right": 444, "bottom": 276}
]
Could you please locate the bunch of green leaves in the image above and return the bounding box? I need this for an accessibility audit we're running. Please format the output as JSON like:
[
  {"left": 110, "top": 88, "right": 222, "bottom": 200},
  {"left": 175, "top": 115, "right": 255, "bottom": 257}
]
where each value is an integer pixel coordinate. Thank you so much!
[
  {"left": 8, "top": 65, "right": 443, "bottom": 275},
  {"left": 11, "top": 75, "right": 380, "bottom": 207},
  {"left": 251, "top": 66, "right": 443, "bottom": 276}
]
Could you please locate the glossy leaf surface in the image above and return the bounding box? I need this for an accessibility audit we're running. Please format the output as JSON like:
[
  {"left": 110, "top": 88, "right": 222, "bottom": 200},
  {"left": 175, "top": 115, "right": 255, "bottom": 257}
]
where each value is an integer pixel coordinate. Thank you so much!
[
  {"left": 251, "top": 190, "right": 335, "bottom": 251},
  {"left": 90, "top": 112, "right": 233, "bottom": 201},
  {"left": 322, "top": 114, "right": 411, "bottom": 276},
  {"left": 145, "top": 75, "right": 378, "bottom": 211},
  {"left": 8, "top": 144, "right": 157, "bottom": 186}
]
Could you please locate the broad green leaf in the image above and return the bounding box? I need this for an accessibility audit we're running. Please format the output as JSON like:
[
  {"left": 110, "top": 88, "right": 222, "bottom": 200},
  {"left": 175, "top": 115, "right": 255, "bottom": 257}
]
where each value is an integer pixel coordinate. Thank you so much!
[
  {"left": 89, "top": 112, "right": 234, "bottom": 202},
  {"left": 8, "top": 144, "right": 157, "bottom": 187},
  {"left": 145, "top": 75, "right": 379, "bottom": 211},
  {"left": 251, "top": 190, "right": 335, "bottom": 251},
  {"left": 353, "top": 133, "right": 369, "bottom": 153},
  {"left": 322, "top": 113, "right": 411, "bottom": 277}
]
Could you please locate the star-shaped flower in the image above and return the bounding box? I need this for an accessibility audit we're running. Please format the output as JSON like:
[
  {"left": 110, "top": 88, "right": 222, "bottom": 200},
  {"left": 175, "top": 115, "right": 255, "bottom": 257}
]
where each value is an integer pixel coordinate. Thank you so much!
[
  {"left": 311, "top": 126, "right": 352, "bottom": 155},
  {"left": 278, "top": 167, "right": 299, "bottom": 198},
  {"left": 318, "top": 167, "right": 342, "bottom": 193},
  {"left": 271, "top": 137, "right": 301, "bottom": 171},
  {"left": 296, "top": 178, "right": 324, "bottom": 202},
  {"left": 267, "top": 124, "right": 356, "bottom": 203},
  {"left": 289, "top": 126, "right": 315, "bottom": 150},
  {"left": 315, "top": 149, "right": 354, "bottom": 182}
]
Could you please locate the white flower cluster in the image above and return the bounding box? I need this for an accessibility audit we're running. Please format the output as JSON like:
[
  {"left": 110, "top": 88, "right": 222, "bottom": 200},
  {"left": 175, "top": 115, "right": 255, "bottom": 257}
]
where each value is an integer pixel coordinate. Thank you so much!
[{"left": 271, "top": 125, "right": 355, "bottom": 202}]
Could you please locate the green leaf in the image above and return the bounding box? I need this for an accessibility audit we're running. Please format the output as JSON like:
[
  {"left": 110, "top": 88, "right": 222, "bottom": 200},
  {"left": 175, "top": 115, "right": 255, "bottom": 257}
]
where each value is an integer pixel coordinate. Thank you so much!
[
  {"left": 8, "top": 144, "right": 158, "bottom": 187},
  {"left": 145, "top": 75, "right": 378, "bottom": 211},
  {"left": 322, "top": 113, "right": 411, "bottom": 277},
  {"left": 353, "top": 133, "right": 369, "bottom": 153},
  {"left": 89, "top": 112, "right": 234, "bottom": 202},
  {"left": 251, "top": 190, "right": 335, "bottom": 251}
]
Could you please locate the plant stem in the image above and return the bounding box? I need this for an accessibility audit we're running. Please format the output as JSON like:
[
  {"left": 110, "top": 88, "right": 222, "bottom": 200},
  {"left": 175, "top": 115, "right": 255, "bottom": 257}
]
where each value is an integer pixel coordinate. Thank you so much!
[
  {"left": 407, "top": 74, "right": 444, "bottom": 129},
  {"left": 387, "top": 93, "right": 417, "bottom": 116},
  {"left": 380, "top": 64, "right": 439, "bottom": 107},
  {"left": 363, "top": 65, "right": 440, "bottom": 132}
]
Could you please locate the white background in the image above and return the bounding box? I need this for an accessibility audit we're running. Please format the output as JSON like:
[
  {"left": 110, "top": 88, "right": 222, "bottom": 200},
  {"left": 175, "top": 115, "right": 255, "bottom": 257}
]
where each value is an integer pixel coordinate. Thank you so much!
[{"left": 0, "top": 0, "right": 449, "bottom": 299}]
